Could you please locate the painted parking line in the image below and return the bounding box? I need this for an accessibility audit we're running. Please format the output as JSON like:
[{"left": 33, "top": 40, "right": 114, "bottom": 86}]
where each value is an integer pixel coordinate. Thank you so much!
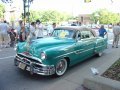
[{"left": 0, "top": 56, "right": 15, "bottom": 60}]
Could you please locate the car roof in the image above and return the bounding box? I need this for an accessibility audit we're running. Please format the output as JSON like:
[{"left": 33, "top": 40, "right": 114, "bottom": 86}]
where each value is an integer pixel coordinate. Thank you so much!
[
  {"left": 55, "top": 26, "right": 90, "bottom": 31},
  {"left": 55, "top": 26, "right": 97, "bottom": 37}
]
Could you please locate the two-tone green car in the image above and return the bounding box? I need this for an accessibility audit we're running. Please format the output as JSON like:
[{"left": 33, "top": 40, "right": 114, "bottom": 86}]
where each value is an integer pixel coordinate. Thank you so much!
[{"left": 14, "top": 26, "right": 107, "bottom": 76}]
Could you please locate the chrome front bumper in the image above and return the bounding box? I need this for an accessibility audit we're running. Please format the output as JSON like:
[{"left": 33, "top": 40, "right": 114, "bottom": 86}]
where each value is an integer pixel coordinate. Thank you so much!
[{"left": 14, "top": 54, "right": 55, "bottom": 75}]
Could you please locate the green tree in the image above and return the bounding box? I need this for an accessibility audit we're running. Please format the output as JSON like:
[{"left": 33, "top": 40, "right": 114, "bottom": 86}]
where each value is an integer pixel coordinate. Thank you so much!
[
  {"left": 29, "top": 10, "right": 72, "bottom": 24},
  {"left": 84, "top": 0, "right": 91, "bottom": 3},
  {"left": 0, "top": 4, "right": 5, "bottom": 19},
  {"left": 29, "top": 10, "right": 42, "bottom": 22},
  {"left": 91, "top": 9, "right": 120, "bottom": 24}
]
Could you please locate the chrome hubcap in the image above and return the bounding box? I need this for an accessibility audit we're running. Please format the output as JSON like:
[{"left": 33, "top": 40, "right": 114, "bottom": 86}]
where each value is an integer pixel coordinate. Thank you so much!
[
  {"left": 98, "top": 52, "right": 102, "bottom": 56},
  {"left": 56, "top": 59, "right": 67, "bottom": 76}
]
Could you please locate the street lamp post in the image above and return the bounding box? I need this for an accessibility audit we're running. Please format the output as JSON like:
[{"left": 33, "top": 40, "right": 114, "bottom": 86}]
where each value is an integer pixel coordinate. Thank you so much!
[
  {"left": 23, "top": 0, "right": 33, "bottom": 25},
  {"left": 23, "top": 0, "right": 26, "bottom": 25}
]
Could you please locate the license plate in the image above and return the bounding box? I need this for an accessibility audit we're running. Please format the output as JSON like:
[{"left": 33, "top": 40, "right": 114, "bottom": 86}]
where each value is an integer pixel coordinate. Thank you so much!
[
  {"left": 18, "top": 63, "right": 26, "bottom": 70},
  {"left": 26, "top": 66, "right": 30, "bottom": 71}
]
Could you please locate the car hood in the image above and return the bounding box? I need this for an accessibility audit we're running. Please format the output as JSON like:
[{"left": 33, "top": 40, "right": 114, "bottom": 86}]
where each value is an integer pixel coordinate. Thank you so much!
[
  {"left": 19, "top": 37, "right": 75, "bottom": 57},
  {"left": 29, "top": 37, "right": 75, "bottom": 49},
  {"left": 18, "top": 37, "right": 74, "bottom": 53}
]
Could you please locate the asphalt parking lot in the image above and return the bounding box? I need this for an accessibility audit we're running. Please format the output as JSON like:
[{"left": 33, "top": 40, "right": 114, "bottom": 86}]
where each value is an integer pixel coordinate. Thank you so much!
[{"left": 0, "top": 42, "right": 120, "bottom": 90}]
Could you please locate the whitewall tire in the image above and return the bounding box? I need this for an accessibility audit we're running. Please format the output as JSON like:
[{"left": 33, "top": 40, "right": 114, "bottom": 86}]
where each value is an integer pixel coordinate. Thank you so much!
[
  {"left": 97, "top": 52, "right": 103, "bottom": 57},
  {"left": 55, "top": 59, "right": 68, "bottom": 76}
]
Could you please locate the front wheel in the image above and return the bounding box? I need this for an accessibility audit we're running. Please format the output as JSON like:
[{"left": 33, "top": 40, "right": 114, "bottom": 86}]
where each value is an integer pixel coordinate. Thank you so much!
[
  {"left": 97, "top": 52, "right": 103, "bottom": 57},
  {"left": 55, "top": 59, "right": 68, "bottom": 76}
]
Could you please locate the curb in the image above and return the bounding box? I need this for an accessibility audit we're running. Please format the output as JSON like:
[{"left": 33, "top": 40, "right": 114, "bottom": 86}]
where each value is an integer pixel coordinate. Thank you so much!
[{"left": 83, "top": 75, "right": 120, "bottom": 90}]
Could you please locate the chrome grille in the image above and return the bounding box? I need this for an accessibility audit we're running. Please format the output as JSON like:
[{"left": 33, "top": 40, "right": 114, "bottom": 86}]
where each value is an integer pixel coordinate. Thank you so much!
[{"left": 17, "top": 53, "right": 41, "bottom": 64}]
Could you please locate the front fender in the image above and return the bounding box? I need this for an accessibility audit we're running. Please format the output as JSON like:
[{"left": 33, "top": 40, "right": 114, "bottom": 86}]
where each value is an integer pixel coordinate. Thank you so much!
[{"left": 42, "top": 44, "right": 74, "bottom": 65}]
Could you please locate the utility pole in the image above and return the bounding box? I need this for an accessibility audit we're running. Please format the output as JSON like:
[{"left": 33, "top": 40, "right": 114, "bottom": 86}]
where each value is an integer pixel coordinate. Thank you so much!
[
  {"left": 23, "top": 0, "right": 26, "bottom": 25},
  {"left": 22, "top": 0, "right": 33, "bottom": 25}
]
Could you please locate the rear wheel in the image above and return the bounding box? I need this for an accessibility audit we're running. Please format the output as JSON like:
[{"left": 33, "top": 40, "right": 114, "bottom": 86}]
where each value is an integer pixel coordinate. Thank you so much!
[
  {"left": 97, "top": 52, "right": 103, "bottom": 57},
  {"left": 55, "top": 59, "right": 68, "bottom": 76}
]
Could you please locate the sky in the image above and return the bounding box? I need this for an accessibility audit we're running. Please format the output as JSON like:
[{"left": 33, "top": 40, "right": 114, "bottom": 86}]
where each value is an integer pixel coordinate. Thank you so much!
[
  {"left": 2, "top": 0, "right": 120, "bottom": 16},
  {"left": 30, "top": 0, "right": 120, "bottom": 15}
]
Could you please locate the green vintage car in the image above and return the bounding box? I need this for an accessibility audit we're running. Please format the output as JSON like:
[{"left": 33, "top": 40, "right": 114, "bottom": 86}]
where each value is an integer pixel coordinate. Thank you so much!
[{"left": 14, "top": 26, "right": 107, "bottom": 76}]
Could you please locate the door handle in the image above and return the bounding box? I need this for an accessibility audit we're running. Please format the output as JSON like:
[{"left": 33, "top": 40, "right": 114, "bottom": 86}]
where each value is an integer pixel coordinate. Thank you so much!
[
  {"left": 75, "top": 51, "right": 80, "bottom": 54},
  {"left": 75, "top": 49, "right": 84, "bottom": 54}
]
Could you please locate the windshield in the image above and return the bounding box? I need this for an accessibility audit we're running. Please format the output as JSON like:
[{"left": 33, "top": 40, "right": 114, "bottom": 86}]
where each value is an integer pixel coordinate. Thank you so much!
[{"left": 52, "top": 29, "right": 75, "bottom": 39}]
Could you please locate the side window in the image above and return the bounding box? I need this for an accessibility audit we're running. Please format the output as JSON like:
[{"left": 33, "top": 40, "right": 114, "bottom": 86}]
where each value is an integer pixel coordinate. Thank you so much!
[
  {"left": 81, "top": 30, "right": 94, "bottom": 39},
  {"left": 89, "top": 31, "right": 94, "bottom": 38},
  {"left": 76, "top": 31, "right": 81, "bottom": 40}
]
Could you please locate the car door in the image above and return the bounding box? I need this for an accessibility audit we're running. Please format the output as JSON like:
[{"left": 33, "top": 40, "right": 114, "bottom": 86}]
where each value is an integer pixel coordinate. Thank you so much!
[{"left": 75, "top": 29, "right": 96, "bottom": 63}]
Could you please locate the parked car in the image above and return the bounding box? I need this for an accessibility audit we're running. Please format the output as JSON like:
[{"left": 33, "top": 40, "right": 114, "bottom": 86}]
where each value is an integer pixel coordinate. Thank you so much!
[{"left": 14, "top": 26, "right": 107, "bottom": 76}]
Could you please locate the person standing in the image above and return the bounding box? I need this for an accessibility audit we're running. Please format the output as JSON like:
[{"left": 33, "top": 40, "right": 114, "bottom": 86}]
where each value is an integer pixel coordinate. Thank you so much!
[
  {"left": 9, "top": 28, "right": 16, "bottom": 47},
  {"left": 47, "top": 22, "right": 56, "bottom": 36},
  {"left": 71, "top": 22, "right": 77, "bottom": 26},
  {"left": 16, "top": 20, "right": 24, "bottom": 41},
  {"left": 0, "top": 20, "right": 10, "bottom": 48},
  {"left": 98, "top": 25, "right": 107, "bottom": 38},
  {"left": 112, "top": 23, "right": 120, "bottom": 48},
  {"left": 35, "top": 20, "right": 44, "bottom": 39},
  {"left": 19, "top": 26, "right": 26, "bottom": 42},
  {"left": 29, "top": 22, "right": 36, "bottom": 40}
]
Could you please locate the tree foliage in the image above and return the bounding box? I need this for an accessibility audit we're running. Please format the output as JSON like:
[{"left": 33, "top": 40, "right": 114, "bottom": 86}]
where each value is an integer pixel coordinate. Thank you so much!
[
  {"left": 29, "top": 10, "right": 72, "bottom": 23},
  {"left": 91, "top": 9, "right": 120, "bottom": 24},
  {"left": 0, "top": 4, "right": 5, "bottom": 19}
]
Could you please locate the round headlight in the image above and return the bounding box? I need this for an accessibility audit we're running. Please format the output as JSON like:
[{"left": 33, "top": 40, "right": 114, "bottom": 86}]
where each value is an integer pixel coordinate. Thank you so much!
[{"left": 41, "top": 52, "right": 46, "bottom": 60}]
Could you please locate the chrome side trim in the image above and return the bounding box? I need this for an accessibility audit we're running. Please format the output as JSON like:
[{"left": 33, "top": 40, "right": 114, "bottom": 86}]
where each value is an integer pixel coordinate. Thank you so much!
[
  {"left": 78, "top": 48, "right": 94, "bottom": 54},
  {"left": 55, "top": 44, "right": 106, "bottom": 59},
  {"left": 55, "top": 49, "right": 84, "bottom": 58},
  {"left": 55, "top": 48, "right": 94, "bottom": 58},
  {"left": 95, "top": 45, "right": 106, "bottom": 48}
]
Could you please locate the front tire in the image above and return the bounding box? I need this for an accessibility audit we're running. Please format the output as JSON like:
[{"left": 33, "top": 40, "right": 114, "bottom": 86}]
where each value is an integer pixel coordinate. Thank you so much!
[
  {"left": 97, "top": 52, "right": 103, "bottom": 57},
  {"left": 55, "top": 59, "right": 68, "bottom": 76}
]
